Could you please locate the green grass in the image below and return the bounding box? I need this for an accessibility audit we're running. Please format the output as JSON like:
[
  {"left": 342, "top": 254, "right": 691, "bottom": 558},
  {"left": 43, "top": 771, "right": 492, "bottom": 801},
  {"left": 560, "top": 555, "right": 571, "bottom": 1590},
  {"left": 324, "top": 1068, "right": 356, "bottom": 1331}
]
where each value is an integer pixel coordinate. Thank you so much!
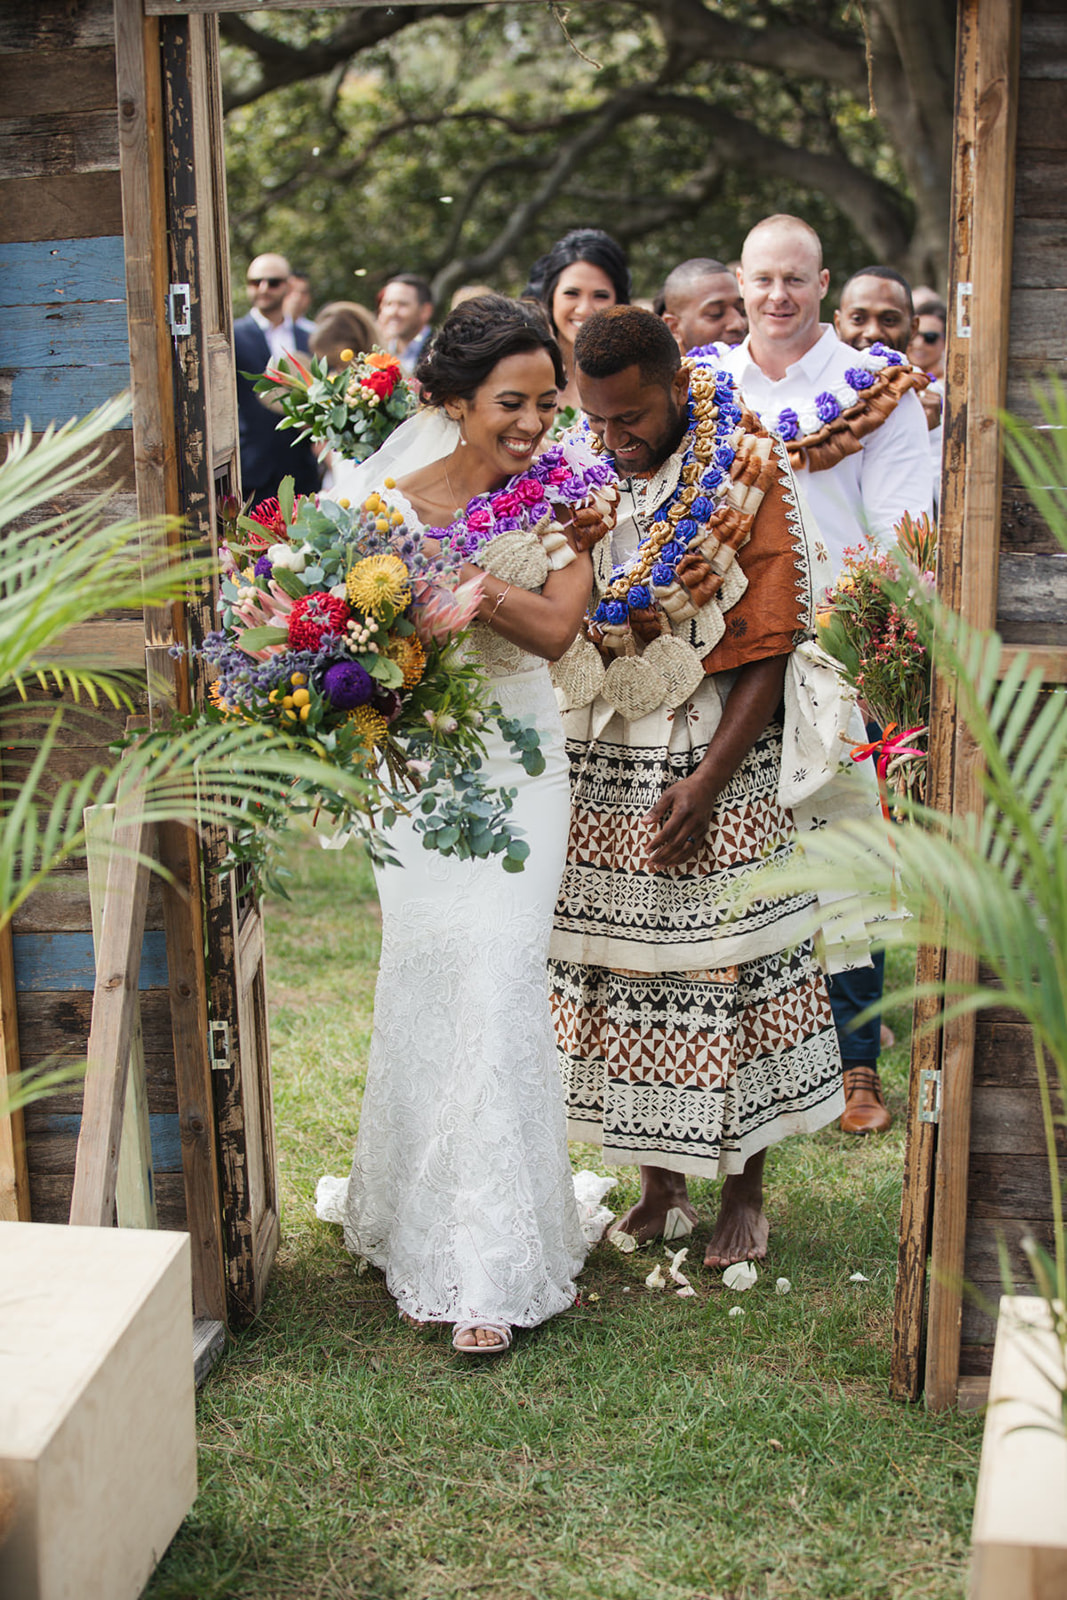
[{"left": 146, "top": 835, "right": 981, "bottom": 1600}]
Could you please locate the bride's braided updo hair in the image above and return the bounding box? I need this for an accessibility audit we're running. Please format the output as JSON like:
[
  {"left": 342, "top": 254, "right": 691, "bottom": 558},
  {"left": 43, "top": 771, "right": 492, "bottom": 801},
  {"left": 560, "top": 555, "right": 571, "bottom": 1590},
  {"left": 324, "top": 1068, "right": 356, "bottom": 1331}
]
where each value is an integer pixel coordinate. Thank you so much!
[{"left": 416, "top": 293, "right": 566, "bottom": 405}]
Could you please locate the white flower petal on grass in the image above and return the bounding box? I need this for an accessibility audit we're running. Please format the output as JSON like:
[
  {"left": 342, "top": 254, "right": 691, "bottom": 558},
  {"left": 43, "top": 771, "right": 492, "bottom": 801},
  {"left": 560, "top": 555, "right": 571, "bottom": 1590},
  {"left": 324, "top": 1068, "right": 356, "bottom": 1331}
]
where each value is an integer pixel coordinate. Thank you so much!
[
  {"left": 676, "top": 1285, "right": 697, "bottom": 1299},
  {"left": 722, "top": 1260, "right": 758, "bottom": 1291},
  {"left": 728, "top": 1305, "right": 745, "bottom": 1318},
  {"left": 645, "top": 1263, "right": 667, "bottom": 1290},
  {"left": 608, "top": 1228, "right": 638, "bottom": 1254},
  {"left": 775, "top": 1277, "right": 792, "bottom": 1295},
  {"left": 663, "top": 1206, "right": 695, "bottom": 1241},
  {"left": 665, "top": 1246, "right": 690, "bottom": 1286},
  {"left": 849, "top": 1272, "right": 870, "bottom": 1283}
]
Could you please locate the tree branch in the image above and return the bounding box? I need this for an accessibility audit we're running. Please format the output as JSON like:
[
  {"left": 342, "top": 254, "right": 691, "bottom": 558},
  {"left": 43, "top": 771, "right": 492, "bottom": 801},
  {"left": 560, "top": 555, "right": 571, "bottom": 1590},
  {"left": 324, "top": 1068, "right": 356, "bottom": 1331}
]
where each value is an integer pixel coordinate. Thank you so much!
[{"left": 652, "top": 0, "right": 869, "bottom": 96}]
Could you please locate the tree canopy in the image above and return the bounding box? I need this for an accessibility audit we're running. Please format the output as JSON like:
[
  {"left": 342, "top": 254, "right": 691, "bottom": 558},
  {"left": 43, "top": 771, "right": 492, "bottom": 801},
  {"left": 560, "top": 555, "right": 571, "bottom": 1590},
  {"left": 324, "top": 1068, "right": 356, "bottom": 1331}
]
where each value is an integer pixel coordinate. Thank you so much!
[{"left": 221, "top": 1, "right": 954, "bottom": 314}]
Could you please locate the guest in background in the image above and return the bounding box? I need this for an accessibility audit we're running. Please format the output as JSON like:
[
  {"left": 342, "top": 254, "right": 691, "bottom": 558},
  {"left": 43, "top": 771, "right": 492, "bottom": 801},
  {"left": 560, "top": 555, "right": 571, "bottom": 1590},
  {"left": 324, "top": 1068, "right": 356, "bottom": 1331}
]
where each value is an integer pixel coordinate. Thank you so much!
[
  {"left": 377, "top": 274, "right": 434, "bottom": 376},
  {"left": 833, "top": 266, "right": 917, "bottom": 355},
  {"left": 284, "top": 270, "right": 315, "bottom": 341},
  {"left": 524, "top": 229, "right": 630, "bottom": 416},
  {"left": 659, "top": 257, "right": 747, "bottom": 353},
  {"left": 450, "top": 283, "right": 494, "bottom": 309},
  {"left": 909, "top": 291, "right": 947, "bottom": 380},
  {"left": 234, "top": 251, "right": 320, "bottom": 506},
  {"left": 310, "top": 301, "right": 380, "bottom": 373}
]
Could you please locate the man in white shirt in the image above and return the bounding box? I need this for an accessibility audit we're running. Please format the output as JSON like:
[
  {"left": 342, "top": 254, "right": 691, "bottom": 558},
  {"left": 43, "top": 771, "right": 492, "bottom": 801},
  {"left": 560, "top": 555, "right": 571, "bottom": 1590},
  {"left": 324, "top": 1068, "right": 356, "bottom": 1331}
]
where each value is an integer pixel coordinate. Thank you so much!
[
  {"left": 234, "top": 252, "right": 320, "bottom": 504},
  {"left": 720, "top": 215, "right": 933, "bottom": 1135}
]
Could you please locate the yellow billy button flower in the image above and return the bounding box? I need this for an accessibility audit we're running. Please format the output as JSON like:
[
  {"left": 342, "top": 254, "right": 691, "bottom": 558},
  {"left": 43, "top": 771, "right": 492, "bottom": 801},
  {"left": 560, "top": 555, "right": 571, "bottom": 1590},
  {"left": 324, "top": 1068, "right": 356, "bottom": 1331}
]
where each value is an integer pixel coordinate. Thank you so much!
[
  {"left": 300, "top": 704, "right": 311, "bottom": 722},
  {"left": 339, "top": 348, "right": 355, "bottom": 363},
  {"left": 345, "top": 552, "right": 411, "bottom": 616},
  {"left": 338, "top": 498, "right": 350, "bottom": 510},
  {"left": 383, "top": 477, "right": 396, "bottom": 489},
  {"left": 290, "top": 672, "right": 307, "bottom": 686},
  {"left": 292, "top": 687, "right": 311, "bottom": 707},
  {"left": 363, "top": 493, "right": 382, "bottom": 514},
  {"left": 281, "top": 694, "right": 295, "bottom": 708}
]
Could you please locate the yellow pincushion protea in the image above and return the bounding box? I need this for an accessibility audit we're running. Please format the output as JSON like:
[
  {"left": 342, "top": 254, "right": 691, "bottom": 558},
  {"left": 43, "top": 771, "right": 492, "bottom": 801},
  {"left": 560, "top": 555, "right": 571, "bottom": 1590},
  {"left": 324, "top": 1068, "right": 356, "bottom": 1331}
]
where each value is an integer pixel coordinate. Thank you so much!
[
  {"left": 345, "top": 552, "right": 411, "bottom": 616},
  {"left": 388, "top": 634, "right": 426, "bottom": 689},
  {"left": 347, "top": 704, "right": 390, "bottom": 750}
]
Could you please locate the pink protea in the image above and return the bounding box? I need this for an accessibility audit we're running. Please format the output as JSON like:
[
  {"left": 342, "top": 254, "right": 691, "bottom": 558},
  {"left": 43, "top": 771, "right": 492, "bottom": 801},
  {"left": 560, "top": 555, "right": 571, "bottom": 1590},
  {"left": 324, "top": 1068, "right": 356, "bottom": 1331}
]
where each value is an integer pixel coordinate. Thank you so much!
[
  {"left": 232, "top": 579, "right": 296, "bottom": 660},
  {"left": 411, "top": 574, "right": 485, "bottom": 644}
]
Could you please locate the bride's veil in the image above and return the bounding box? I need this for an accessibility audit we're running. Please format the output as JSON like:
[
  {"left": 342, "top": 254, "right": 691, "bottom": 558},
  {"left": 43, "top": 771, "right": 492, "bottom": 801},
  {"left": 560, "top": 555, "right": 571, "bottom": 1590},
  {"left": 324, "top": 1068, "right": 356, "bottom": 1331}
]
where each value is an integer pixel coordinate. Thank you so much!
[{"left": 324, "top": 407, "right": 460, "bottom": 506}]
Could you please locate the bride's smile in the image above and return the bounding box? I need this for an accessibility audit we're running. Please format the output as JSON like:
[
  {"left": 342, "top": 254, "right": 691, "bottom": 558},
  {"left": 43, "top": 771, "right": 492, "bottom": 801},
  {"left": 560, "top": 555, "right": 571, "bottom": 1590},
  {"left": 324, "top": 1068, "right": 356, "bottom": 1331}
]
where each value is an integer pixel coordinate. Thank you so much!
[{"left": 447, "top": 347, "right": 560, "bottom": 486}]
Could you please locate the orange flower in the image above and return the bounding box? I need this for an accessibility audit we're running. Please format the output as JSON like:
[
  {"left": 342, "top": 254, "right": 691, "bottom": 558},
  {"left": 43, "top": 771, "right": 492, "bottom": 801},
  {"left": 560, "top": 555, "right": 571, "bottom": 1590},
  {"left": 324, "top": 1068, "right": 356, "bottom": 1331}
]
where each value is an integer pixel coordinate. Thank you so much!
[{"left": 365, "top": 351, "right": 401, "bottom": 372}]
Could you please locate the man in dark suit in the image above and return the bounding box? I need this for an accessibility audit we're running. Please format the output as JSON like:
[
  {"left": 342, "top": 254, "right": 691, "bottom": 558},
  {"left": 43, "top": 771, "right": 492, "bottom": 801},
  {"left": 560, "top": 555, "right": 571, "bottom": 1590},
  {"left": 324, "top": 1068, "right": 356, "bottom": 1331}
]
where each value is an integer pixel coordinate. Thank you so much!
[{"left": 234, "top": 252, "right": 321, "bottom": 507}]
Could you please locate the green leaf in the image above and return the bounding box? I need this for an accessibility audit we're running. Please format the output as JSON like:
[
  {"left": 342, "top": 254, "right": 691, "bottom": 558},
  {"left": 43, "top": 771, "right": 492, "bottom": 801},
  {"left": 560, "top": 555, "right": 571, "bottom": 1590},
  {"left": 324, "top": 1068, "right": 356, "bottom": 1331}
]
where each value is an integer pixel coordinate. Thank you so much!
[
  {"left": 236, "top": 625, "right": 289, "bottom": 653},
  {"left": 270, "top": 565, "right": 305, "bottom": 599},
  {"left": 278, "top": 477, "right": 295, "bottom": 525},
  {"left": 369, "top": 656, "right": 404, "bottom": 687}
]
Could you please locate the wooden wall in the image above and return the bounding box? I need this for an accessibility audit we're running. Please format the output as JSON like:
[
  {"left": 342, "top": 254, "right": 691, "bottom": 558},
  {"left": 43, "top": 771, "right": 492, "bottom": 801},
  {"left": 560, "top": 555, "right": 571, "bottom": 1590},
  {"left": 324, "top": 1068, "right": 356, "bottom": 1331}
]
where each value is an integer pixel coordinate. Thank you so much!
[
  {"left": 0, "top": 0, "right": 184, "bottom": 1229},
  {"left": 960, "top": 0, "right": 1067, "bottom": 1376}
]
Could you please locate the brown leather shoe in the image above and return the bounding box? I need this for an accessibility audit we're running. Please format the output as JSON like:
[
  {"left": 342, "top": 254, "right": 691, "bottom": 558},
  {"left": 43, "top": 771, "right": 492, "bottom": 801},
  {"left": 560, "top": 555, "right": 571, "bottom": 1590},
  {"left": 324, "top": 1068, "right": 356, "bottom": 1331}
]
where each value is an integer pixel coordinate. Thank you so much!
[{"left": 840, "top": 1064, "right": 892, "bottom": 1135}]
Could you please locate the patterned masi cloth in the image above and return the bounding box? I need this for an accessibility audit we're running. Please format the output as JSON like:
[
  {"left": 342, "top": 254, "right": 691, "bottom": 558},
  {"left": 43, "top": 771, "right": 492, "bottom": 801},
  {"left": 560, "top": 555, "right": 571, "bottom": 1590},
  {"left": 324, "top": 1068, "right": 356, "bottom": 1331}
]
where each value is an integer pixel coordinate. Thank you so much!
[{"left": 549, "top": 432, "right": 844, "bottom": 1177}]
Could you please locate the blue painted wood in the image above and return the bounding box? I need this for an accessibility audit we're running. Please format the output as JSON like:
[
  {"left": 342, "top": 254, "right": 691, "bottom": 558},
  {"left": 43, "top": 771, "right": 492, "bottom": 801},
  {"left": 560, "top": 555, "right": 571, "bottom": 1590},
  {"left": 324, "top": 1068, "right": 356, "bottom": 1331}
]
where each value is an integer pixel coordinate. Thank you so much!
[
  {"left": 13, "top": 930, "right": 169, "bottom": 991},
  {"left": 0, "top": 300, "right": 131, "bottom": 368},
  {"left": 1, "top": 367, "right": 131, "bottom": 432},
  {"left": 29, "top": 1112, "right": 182, "bottom": 1172},
  {"left": 0, "top": 237, "right": 127, "bottom": 307}
]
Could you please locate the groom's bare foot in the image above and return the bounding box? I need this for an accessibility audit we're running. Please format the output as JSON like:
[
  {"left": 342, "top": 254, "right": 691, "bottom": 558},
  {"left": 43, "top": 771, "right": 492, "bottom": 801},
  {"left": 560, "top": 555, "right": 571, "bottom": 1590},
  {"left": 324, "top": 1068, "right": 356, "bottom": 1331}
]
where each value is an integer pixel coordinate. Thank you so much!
[
  {"left": 705, "top": 1152, "right": 769, "bottom": 1268},
  {"left": 615, "top": 1165, "right": 699, "bottom": 1244}
]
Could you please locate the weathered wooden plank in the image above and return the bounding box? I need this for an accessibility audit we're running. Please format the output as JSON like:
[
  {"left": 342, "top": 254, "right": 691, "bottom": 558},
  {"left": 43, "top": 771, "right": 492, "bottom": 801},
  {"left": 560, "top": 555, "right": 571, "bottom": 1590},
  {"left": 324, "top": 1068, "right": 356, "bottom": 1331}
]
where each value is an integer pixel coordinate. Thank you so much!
[
  {"left": 0, "top": 235, "right": 127, "bottom": 307},
  {"left": 1015, "top": 152, "right": 1067, "bottom": 218},
  {"left": 85, "top": 802, "right": 156, "bottom": 1229},
  {"left": 15, "top": 988, "right": 172, "bottom": 1058},
  {"left": 12, "top": 929, "right": 168, "bottom": 991},
  {"left": 1008, "top": 218, "right": 1067, "bottom": 291},
  {"left": 1020, "top": 14, "right": 1067, "bottom": 79},
  {"left": 0, "top": 300, "right": 131, "bottom": 367},
  {"left": 974, "top": 1018, "right": 1038, "bottom": 1082},
  {"left": 29, "top": 1168, "right": 185, "bottom": 1228},
  {"left": 3, "top": 46, "right": 116, "bottom": 117},
  {"left": 971, "top": 1084, "right": 1067, "bottom": 1156},
  {"left": 1, "top": 365, "right": 132, "bottom": 433},
  {"left": 0, "top": 1, "right": 115, "bottom": 53},
  {"left": 147, "top": 0, "right": 537, "bottom": 10},
  {"left": 193, "top": 1317, "right": 226, "bottom": 1387},
  {"left": 69, "top": 796, "right": 153, "bottom": 1225},
  {"left": 998, "top": 643, "right": 1067, "bottom": 681},
  {"left": 922, "top": 0, "right": 1022, "bottom": 1417},
  {"left": 997, "top": 550, "right": 1067, "bottom": 623},
  {"left": 0, "top": 913, "right": 31, "bottom": 1222},
  {"left": 1000, "top": 474, "right": 1063, "bottom": 552},
  {"left": 1015, "top": 77, "right": 1067, "bottom": 147},
  {"left": 157, "top": 816, "right": 228, "bottom": 1324},
  {"left": 0, "top": 173, "right": 124, "bottom": 245},
  {"left": 964, "top": 1214, "right": 1058, "bottom": 1280},
  {"left": 1006, "top": 289, "right": 1067, "bottom": 358},
  {"left": 968, "top": 1152, "right": 1064, "bottom": 1220},
  {"left": 47, "top": 619, "right": 147, "bottom": 669},
  {"left": 14, "top": 874, "right": 165, "bottom": 937},
  {"left": 25, "top": 1111, "right": 181, "bottom": 1174},
  {"left": 0, "top": 110, "right": 120, "bottom": 180},
  {"left": 18, "top": 1055, "right": 177, "bottom": 1116}
]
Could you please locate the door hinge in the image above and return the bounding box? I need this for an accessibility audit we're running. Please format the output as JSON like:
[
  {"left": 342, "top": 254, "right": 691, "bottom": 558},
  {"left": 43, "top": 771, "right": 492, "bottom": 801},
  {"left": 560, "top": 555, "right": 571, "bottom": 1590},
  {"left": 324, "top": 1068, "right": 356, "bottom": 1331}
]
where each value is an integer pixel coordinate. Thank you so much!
[
  {"left": 956, "top": 281, "right": 972, "bottom": 340},
  {"left": 167, "top": 282, "right": 192, "bottom": 338},
  {"left": 918, "top": 1067, "right": 942, "bottom": 1124},
  {"left": 208, "top": 1019, "right": 232, "bottom": 1072}
]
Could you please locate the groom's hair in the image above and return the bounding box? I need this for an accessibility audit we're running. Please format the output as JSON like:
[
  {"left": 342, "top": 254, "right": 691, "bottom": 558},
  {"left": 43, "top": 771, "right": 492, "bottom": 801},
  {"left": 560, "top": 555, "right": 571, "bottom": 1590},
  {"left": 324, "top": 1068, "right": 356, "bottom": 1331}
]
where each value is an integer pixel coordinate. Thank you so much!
[
  {"left": 417, "top": 293, "right": 566, "bottom": 402},
  {"left": 575, "top": 306, "right": 681, "bottom": 390}
]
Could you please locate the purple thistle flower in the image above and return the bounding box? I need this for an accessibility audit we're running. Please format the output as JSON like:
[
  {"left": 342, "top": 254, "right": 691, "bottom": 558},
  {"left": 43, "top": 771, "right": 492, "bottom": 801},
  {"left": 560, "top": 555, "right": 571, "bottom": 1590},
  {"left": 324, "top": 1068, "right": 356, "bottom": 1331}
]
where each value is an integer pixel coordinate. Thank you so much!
[{"left": 254, "top": 554, "right": 273, "bottom": 578}]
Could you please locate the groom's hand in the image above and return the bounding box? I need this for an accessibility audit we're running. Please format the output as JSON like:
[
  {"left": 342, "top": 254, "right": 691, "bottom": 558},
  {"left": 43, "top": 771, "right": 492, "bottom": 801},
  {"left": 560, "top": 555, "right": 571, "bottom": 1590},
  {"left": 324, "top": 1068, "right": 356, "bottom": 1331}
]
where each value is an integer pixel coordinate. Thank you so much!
[{"left": 644, "top": 771, "right": 719, "bottom": 870}]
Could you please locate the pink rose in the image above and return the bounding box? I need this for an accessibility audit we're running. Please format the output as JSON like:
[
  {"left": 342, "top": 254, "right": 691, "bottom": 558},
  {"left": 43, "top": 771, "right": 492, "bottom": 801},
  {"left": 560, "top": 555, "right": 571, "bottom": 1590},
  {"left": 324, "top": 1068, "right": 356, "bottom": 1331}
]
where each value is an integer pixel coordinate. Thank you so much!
[
  {"left": 515, "top": 477, "right": 545, "bottom": 505},
  {"left": 489, "top": 490, "right": 523, "bottom": 517},
  {"left": 547, "top": 465, "right": 570, "bottom": 485},
  {"left": 466, "top": 505, "right": 492, "bottom": 531}
]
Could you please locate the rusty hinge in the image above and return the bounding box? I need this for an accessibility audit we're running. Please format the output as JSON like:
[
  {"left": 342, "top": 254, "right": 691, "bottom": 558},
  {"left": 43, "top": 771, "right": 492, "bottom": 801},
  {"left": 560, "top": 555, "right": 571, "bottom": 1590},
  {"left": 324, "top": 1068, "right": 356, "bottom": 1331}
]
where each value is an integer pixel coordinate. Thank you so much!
[
  {"left": 208, "top": 1019, "right": 232, "bottom": 1072},
  {"left": 918, "top": 1067, "right": 942, "bottom": 1124},
  {"left": 167, "top": 282, "right": 192, "bottom": 338}
]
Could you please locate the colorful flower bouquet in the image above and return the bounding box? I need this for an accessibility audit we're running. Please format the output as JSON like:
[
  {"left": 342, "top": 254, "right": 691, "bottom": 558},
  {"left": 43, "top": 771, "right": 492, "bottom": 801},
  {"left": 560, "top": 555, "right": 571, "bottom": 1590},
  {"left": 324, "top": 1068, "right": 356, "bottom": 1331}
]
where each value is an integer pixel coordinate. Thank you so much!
[
  {"left": 253, "top": 347, "right": 416, "bottom": 462},
  {"left": 201, "top": 478, "right": 543, "bottom": 881},
  {"left": 816, "top": 511, "right": 937, "bottom": 804}
]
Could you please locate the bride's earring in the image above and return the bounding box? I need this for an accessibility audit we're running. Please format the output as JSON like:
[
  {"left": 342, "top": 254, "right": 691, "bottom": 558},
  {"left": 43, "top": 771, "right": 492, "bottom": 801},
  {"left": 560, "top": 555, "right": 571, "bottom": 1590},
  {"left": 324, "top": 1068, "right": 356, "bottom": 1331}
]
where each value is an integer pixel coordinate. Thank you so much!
[{"left": 446, "top": 405, "right": 467, "bottom": 444}]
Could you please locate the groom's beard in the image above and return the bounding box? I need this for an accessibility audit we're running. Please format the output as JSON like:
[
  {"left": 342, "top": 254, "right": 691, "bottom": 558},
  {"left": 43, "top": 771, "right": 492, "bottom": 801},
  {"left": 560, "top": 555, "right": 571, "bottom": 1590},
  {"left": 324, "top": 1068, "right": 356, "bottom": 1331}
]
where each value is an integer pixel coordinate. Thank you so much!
[{"left": 604, "top": 396, "right": 689, "bottom": 478}]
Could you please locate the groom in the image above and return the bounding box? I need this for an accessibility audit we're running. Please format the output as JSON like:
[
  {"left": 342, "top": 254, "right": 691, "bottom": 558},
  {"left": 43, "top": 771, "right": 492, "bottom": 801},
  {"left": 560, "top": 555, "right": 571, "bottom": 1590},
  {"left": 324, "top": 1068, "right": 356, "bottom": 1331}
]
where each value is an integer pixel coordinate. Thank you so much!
[{"left": 549, "top": 306, "right": 844, "bottom": 1267}]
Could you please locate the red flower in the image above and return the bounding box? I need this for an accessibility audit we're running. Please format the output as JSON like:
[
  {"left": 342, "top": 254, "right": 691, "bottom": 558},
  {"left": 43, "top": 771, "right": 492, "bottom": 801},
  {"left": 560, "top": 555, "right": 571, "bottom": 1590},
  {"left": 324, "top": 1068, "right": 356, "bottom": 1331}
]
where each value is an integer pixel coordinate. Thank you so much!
[
  {"left": 362, "top": 367, "right": 399, "bottom": 400},
  {"left": 287, "top": 592, "right": 351, "bottom": 651},
  {"left": 249, "top": 498, "right": 287, "bottom": 541}
]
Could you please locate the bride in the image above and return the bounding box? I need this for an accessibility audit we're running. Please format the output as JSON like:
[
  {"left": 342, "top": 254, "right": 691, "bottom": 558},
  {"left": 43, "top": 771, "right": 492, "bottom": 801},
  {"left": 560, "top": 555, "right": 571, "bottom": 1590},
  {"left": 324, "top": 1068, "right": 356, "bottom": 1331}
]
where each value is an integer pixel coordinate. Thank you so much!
[{"left": 318, "top": 295, "right": 601, "bottom": 1353}]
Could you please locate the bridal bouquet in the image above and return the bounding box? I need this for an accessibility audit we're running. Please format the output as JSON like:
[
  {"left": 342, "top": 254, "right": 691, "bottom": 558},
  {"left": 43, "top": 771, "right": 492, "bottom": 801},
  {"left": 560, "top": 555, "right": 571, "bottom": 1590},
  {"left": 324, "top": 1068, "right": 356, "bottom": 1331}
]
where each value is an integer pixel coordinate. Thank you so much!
[
  {"left": 816, "top": 511, "right": 937, "bottom": 803},
  {"left": 253, "top": 347, "right": 416, "bottom": 462},
  {"left": 200, "top": 479, "right": 543, "bottom": 879}
]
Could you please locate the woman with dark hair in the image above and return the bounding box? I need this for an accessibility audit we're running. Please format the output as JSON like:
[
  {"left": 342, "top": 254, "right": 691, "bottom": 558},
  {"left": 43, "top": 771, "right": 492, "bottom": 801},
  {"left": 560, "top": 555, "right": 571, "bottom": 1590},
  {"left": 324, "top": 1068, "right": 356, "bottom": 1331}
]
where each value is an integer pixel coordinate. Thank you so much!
[
  {"left": 317, "top": 295, "right": 607, "bottom": 1354},
  {"left": 524, "top": 229, "right": 630, "bottom": 417}
]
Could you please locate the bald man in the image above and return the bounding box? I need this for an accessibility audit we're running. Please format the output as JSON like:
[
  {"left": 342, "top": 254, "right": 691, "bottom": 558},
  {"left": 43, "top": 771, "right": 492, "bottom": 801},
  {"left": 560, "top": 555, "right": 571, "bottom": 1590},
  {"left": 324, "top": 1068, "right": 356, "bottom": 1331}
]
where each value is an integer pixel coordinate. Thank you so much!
[
  {"left": 234, "top": 251, "right": 321, "bottom": 506},
  {"left": 720, "top": 215, "right": 933, "bottom": 1136},
  {"left": 660, "top": 257, "right": 747, "bottom": 353}
]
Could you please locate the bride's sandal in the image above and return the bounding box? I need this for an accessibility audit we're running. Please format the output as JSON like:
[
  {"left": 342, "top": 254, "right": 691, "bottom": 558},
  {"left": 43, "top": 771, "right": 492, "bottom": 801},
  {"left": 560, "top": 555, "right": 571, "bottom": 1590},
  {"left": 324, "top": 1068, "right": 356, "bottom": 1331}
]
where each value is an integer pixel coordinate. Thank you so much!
[{"left": 452, "top": 1320, "right": 513, "bottom": 1355}]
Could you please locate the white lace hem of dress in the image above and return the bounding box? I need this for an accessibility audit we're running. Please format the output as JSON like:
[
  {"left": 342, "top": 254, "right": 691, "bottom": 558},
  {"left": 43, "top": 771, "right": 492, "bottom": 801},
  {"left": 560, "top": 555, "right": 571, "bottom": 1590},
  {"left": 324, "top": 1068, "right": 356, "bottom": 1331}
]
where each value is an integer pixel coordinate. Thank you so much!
[{"left": 315, "top": 1169, "right": 616, "bottom": 1251}]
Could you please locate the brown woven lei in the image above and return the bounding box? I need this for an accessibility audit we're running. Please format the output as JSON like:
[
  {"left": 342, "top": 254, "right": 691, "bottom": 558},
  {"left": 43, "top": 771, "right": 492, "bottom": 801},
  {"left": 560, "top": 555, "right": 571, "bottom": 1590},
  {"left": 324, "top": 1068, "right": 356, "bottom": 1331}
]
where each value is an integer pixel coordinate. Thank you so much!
[{"left": 786, "top": 364, "right": 930, "bottom": 474}]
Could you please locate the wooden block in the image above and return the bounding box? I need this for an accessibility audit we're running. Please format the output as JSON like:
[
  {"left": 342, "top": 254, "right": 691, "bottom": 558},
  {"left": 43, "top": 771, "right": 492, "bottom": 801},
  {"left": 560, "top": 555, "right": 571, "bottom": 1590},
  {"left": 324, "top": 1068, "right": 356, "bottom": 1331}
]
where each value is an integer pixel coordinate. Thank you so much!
[
  {"left": 0, "top": 1222, "right": 196, "bottom": 1600},
  {"left": 192, "top": 1317, "right": 225, "bottom": 1386},
  {"left": 970, "top": 1296, "right": 1067, "bottom": 1598},
  {"left": 14, "top": 872, "right": 165, "bottom": 936},
  {"left": 957, "top": 1375, "right": 990, "bottom": 1411},
  {"left": 0, "top": 174, "right": 124, "bottom": 245}
]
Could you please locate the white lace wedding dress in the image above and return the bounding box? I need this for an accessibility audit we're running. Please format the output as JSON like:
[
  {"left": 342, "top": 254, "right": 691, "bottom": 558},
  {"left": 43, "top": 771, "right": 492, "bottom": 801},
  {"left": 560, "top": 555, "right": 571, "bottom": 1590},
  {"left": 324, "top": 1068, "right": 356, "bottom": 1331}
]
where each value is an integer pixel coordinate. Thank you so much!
[{"left": 316, "top": 486, "right": 588, "bottom": 1329}]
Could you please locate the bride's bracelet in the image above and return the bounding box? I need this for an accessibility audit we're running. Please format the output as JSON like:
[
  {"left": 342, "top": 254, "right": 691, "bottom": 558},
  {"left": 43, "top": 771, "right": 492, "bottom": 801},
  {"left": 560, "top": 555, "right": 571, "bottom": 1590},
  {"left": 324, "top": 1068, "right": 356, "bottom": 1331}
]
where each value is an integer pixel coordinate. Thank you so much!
[{"left": 489, "top": 583, "right": 511, "bottom": 621}]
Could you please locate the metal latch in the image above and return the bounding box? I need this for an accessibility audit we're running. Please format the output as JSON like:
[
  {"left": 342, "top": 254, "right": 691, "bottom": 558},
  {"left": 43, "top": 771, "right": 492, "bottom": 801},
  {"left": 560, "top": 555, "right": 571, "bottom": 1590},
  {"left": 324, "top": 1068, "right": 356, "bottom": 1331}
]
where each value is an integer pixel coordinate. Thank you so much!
[
  {"left": 208, "top": 1020, "right": 232, "bottom": 1072},
  {"left": 956, "top": 281, "right": 972, "bottom": 340},
  {"left": 918, "top": 1067, "right": 942, "bottom": 1124},
  {"left": 167, "top": 282, "right": 192, "bottom": 337}
]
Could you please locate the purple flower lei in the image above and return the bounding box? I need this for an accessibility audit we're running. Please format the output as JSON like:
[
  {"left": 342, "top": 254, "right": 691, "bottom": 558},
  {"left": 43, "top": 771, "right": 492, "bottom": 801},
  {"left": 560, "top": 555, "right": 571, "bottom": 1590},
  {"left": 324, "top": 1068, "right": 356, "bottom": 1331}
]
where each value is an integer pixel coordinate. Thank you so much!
[
  {"left": 429, "top": 444, "right": 615, "bottom": 561},
  {"left": 592, "top": 373, "right": 743, "bottom": 623},
  {"left": 772, "top": 349, "right": 903, "bottom": 440}
]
